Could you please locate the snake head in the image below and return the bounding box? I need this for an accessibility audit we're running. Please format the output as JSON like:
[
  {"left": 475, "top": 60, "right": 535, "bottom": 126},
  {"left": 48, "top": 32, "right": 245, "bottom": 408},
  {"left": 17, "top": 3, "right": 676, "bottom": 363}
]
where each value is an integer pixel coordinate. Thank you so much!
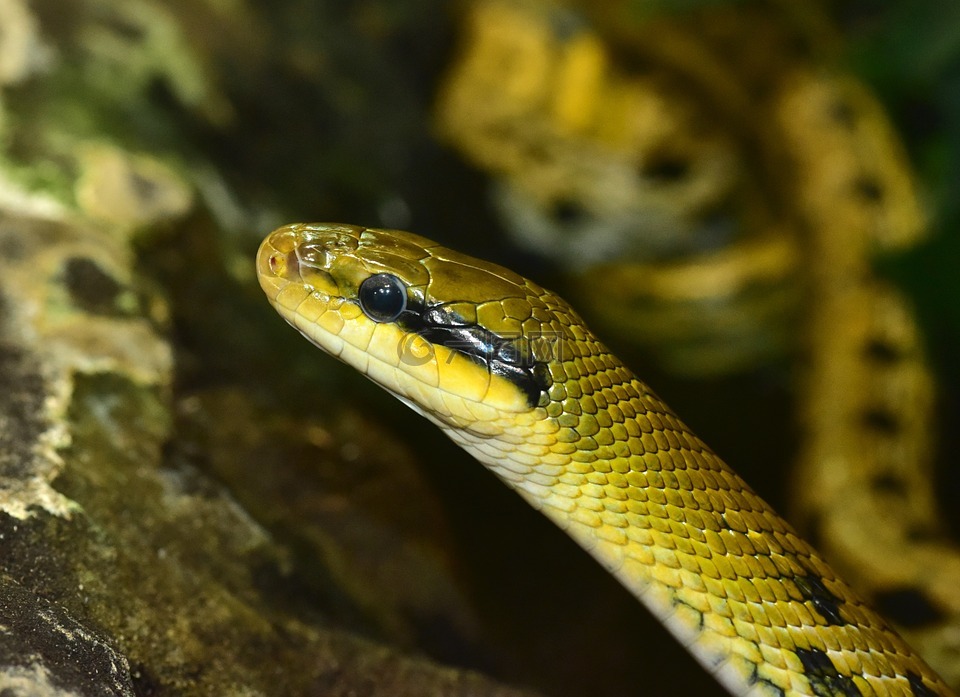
[{"left": 256, "top": 223, "right": 573, "bottom": 433}]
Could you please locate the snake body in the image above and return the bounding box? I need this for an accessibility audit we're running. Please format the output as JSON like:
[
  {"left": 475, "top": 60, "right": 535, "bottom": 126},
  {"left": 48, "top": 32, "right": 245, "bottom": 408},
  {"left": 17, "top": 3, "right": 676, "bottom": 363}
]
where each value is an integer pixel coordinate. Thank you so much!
[{"left": 256, "top": 222, "right": 952, "bottom": 697}]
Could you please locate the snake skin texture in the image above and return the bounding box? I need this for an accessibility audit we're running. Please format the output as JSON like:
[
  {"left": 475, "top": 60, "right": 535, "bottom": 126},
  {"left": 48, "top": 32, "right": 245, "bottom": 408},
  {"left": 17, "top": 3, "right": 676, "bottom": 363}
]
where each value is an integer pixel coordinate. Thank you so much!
[{"left": 256, "top": 222, "right": 952, "bottom": 697}]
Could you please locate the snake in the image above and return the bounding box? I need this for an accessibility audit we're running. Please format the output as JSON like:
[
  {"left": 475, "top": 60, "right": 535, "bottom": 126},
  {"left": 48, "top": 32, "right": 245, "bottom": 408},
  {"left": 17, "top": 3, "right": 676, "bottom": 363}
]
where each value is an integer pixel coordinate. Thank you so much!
[
  {"left": 436, "top": 2, "right": 960, "bottom": 684},
  {"left": 256, "top": 222, "right": 953, "bottom": 697}
]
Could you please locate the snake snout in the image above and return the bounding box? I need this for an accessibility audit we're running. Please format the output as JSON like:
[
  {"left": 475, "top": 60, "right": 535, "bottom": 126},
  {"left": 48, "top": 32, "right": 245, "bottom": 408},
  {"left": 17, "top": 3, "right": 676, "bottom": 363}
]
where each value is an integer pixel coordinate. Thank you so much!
[
  {"left": 258, "top": 226, "right": 351, "bottom": 309},
  {"left": 269, "top": 249, "right": 296, "bottom": 278},
  {"left": 256, "top": 244, "right": 301, "bottom": 300},
  {"left": 257, "top": 227, "right": 301, "bottom": 284}
]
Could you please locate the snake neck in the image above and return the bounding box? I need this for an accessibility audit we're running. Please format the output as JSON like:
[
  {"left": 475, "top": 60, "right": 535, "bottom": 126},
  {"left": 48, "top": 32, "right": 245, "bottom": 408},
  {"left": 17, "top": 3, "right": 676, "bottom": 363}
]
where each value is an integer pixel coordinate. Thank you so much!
[{"left": 436, "top": 362, "right": 764, "bottom": 589}]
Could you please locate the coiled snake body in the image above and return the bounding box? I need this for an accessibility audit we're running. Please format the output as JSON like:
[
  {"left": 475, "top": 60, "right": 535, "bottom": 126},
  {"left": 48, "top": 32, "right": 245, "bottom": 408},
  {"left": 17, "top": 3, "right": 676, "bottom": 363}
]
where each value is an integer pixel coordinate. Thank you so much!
[{"left": 256, "top": 222, "right": 951, "bottom": 697}]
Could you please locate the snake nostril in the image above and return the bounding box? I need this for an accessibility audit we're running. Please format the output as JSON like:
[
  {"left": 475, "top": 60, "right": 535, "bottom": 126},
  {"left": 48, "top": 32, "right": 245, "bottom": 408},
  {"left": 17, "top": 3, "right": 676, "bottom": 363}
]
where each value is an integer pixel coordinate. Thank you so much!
[
  {"left": 267, "top": 250, "right": 300, "bottom": 279},
  {"left": 267, "top": 252, "right": 289, "bottom": 278}
]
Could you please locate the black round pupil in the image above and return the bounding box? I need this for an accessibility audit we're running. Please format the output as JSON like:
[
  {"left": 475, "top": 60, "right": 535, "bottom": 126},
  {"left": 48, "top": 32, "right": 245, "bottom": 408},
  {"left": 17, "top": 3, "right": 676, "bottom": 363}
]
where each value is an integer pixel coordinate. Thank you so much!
[{"left": 358, "top": 273, "right": 407, "bottom": 322}]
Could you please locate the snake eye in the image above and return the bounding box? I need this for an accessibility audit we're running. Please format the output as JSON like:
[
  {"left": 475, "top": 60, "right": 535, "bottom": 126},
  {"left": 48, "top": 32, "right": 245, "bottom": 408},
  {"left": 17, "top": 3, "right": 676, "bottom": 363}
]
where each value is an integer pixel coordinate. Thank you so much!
[{"left": 358, "top": 273, "right": 408, "bottom": 322}]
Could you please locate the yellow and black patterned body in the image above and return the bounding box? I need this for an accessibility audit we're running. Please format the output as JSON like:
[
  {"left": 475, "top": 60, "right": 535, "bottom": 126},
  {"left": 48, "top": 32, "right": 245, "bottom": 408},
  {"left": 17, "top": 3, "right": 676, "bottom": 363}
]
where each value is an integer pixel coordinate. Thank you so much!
[
  {"left": 257, "top": 222, "right": 952, "bottom": 697},
  {"left": 433, "top": 1, "right": 960, "bottom": 686}
]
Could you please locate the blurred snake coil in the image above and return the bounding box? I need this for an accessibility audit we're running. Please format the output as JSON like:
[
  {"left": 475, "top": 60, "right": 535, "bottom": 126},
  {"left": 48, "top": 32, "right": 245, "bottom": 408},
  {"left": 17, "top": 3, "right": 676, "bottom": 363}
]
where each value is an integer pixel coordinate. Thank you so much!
[
  {"left": 257, "top": 222, "right": 953, "bottom": 697},
  {"left": 429, "top": 0, "right": 960, "bottom": 690}
]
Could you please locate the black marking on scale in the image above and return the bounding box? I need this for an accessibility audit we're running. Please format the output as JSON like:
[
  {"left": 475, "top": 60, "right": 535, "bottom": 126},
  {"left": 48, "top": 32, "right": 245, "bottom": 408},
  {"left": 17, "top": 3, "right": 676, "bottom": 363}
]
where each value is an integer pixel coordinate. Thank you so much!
[
  {"left": 795, "top": 647, "right": 861, "bottom": 697},
  {"left": 794, "top": 575, "right": 846, "bottom": 626}
]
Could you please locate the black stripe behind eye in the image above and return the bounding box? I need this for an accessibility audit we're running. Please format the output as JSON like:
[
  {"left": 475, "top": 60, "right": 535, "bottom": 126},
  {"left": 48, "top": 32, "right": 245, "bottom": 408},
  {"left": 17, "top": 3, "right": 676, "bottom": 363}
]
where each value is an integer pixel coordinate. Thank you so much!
[{"left": 398, "top": 299, "right": 550, "bottom": 407}]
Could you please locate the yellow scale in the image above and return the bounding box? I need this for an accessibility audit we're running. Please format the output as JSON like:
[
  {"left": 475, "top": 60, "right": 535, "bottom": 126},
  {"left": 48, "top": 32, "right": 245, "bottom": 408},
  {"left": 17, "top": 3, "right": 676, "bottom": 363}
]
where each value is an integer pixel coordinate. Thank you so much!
[{"left": 433, "top": 0, "right": 960, "bottom": 687}]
